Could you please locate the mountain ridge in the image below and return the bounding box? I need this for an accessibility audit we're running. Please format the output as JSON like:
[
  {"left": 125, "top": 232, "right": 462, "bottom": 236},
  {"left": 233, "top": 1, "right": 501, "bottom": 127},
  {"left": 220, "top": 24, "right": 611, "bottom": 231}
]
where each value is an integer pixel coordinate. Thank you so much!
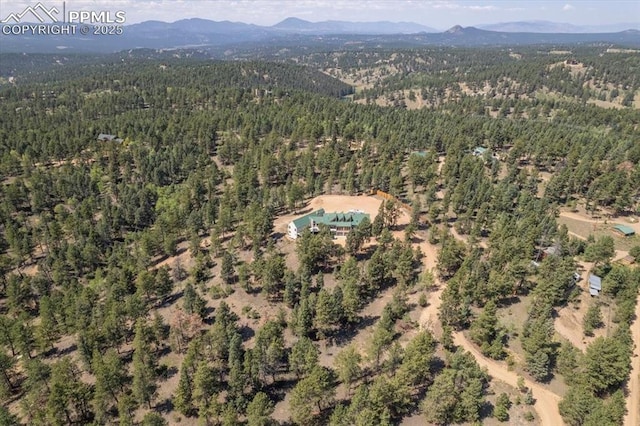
[
  {"left": 476, "top": 20, "right": 640, "bottom": 33},
  {"left": 271, "top": 17, "right": 438, "bottom": 34},
  {"left": 1, "top": 17, "right": 639, "bottom": 54}
]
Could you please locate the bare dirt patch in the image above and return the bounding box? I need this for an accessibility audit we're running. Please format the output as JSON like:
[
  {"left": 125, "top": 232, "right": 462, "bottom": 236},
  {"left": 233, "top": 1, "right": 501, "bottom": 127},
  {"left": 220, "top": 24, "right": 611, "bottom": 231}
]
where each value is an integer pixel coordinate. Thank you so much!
[
  {"left": 554, "top": 297, "right": 613, "bottom": 352},
  {"left": 587, "top": 99, "right": 626, "bottom": 109},
  {"left": 558, "top": 210, "right": 639, "bottom": 252}
]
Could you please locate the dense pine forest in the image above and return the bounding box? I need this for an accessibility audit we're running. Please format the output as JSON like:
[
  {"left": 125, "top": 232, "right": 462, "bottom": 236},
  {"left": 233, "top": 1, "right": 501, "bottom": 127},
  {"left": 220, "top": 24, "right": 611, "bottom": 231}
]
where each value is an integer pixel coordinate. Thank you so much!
[{"left": 0, "top": 45, "right": 639, "bottom": 425}]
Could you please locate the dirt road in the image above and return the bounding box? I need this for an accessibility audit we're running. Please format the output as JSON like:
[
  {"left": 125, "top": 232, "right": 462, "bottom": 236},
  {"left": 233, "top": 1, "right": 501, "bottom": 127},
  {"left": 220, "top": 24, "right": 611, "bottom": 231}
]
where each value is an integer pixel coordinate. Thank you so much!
[
  {"left": 429, "top": 225, "right": 564, "bottom": 424},
  {"left": 623, "top": 292, "right": 640, "bottom": 426},
  {"left": 418, "top": 278, "right": 564, "bottom": 426},
  {"left": 418, "top": 283, "right": 443, "bottom": 336},
  {"left": 452, "top": 332, "right": 564, "bottom": 426}
]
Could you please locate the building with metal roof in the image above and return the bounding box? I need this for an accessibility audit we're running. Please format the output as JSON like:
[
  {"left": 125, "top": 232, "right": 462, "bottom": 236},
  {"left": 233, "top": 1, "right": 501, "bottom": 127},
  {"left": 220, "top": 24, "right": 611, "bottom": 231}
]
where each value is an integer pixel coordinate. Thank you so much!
[
  {"left": 97, "top": 133, "right": 123, "bottom": 143},
  {"left": 472, "top": 147, "right": 488, "bottom": 156},
  {"left": 288, "top": 209, "right": 370, "bottom": 239},
  {"left": 589, "top": 274, "right": 602, "bottom": 296},
  {"left": 613, "top": 224, "right": 635, "bottom": 237}
]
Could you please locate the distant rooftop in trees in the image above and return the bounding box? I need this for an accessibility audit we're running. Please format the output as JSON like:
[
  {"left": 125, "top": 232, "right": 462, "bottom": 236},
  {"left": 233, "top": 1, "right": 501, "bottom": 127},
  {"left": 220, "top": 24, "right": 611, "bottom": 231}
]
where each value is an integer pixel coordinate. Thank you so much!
[
  {"left": 97, "top": 133, "right": 123, "bottom": 143},
  {"left": 472, "top": 146, "right": 488, "bottom": 156}
]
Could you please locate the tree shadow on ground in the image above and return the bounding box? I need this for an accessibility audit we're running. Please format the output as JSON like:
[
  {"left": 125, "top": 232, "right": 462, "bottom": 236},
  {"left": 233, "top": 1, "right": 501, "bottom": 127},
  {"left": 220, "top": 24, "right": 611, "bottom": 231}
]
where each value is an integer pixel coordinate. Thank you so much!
[
  {"left": 332, "top": 314, "right": 378, "bottom": 347},
  {"left": 154, "top": 398, "right": 174, "bottom": 414},
  {"left": 238, "top": 324, "right": 255, "bottom": 342}
]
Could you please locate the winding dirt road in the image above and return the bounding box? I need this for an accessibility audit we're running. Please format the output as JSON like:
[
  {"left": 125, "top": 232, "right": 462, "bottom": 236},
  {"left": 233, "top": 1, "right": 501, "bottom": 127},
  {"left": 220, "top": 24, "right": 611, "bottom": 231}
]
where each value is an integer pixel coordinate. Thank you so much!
[
  {"left": 623, "top": 292, "right": 640, "bottom": 426},
  {"left": 418, "top": 284, "right": 443, "bottom": 335},
  {"left": 419, "top": 281, "right": 564, "bottom": 426},
  {"left": 422, "top": 224, "right": 566, "bottom": 425},
  {"left": 452, "top": 332, "right": 564, "bottom": 426}
]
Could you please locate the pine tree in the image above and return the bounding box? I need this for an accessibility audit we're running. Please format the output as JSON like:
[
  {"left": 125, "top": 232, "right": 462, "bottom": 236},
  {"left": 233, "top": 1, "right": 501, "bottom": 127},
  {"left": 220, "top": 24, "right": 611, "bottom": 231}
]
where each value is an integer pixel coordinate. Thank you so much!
[
  {"left": 334, "top": 345, "right": 361, "bottom": 396},
  {"left": 155, "top": 266, "right": 174, "bottom": 302},
  {"left": 0, "top": 352, "right": 15, "bottom": 399},
  {"left": 220, "top": 250, "right": 235, "bottom": 284},
  {"left": 290, "top": 337, "right": 319, "bottom": 379},
  {"left": 469, "top": 300, "right": 505, "bottom": 359},
  {"left": 46, "top": 358, "right": 92, "bottom": 425},
  {"left": 117, "top": 392, "right": 135, "bottom": 426},
  {"left": 396, "top": 330, "right": 435, "bottom": 388},
  {"left": 246, "top": 392, "right": 274, "bottom": 426},
  {"left": 174, "top": 364, "right": 194, "bottom": 416},
  {"left": 92, "top": 348, "right": 126, "bottom": 422},
  {"left": 0, "top": 406, "right": 20, "bottom": 426},
  {"left": 494, "top": 393, "right": 511, "bottom": 422},
  {"left": 132, "top": 320, "right": 157, "bottom": 409},
  {"left": 36, "top": 295, "right": 58, "bottom": 352},
  {"left": 0, "top": 316, "right": 17, "bottom": 357},
  {"left": 313, "top": 288, "right": 338, "bottom": 339},
  {"left": 193, "top": 361, "right": 218, "bottom": 412},
  {"left": 142, "top": 412, "right": 168, "bottom": 426},
  {"left": 584, "top": 336, "right": 631, "bottom": 394},
  {"left": 368, "top": 313, "right": 394, "bottom": 370},
  {"left": 290, "top": 365, "right": 335, "bottom": 425},
  {"left": 253, "top": 320, "right": 285, "bottom": 385},
  {"left": 183, "top": 282, "right": 207, "bottom": 318},
  {"left": 527, "top": 350, "right": 551, "bottom": 382},
  {"left": 583, "top": 302, "right": 602, "bottom": 336},
  {"left": 366, "top": 247, "right": 388, "bottom": 295}
]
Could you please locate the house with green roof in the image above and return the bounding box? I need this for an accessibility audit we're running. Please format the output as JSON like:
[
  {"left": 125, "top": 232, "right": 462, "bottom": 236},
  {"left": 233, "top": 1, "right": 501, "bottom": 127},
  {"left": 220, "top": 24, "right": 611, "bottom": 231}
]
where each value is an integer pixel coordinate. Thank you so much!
[
  {"left": 288, "top": 209, "right": 325, "bottom": 239},
  {"left": 613, "top": 224, "right": 635, "bottom": 237},
  {"left": 288, "top": 209, "right": 370, "bottom": 239},
  {"left": 472, "top": 146, "right": 488, "bottom": 157}
]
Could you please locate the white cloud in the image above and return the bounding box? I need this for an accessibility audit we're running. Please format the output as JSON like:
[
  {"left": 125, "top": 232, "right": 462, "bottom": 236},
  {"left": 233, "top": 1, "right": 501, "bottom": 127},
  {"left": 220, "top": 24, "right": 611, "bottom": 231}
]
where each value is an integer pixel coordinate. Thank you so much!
[
  {"left": 431, "top": 2, "right": 497, "bottom": 11},
  {"left": 469, "top": 5, "right": 497, "bottom": 11},
  {"left": 563, "top": 4, "right": 574, "bottom": 11},
  {"left": 431, "top": 2, "right": 461, "bottom": 10}
]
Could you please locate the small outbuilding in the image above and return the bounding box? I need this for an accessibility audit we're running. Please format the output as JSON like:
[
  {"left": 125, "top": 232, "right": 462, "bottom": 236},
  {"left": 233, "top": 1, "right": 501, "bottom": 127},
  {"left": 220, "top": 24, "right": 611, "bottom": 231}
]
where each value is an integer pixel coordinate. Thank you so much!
[
  {"left": 617, "top": 255, "right": 635, "bottom": 266},
  {"left": 97, "top": 133, "right": 123, "bottom": 143},
  {"left": 613, "top": 224, "right": 635, "bottom": 237},
  {"left": 588, "top": 274, "right": 602, "bottom": 297}
]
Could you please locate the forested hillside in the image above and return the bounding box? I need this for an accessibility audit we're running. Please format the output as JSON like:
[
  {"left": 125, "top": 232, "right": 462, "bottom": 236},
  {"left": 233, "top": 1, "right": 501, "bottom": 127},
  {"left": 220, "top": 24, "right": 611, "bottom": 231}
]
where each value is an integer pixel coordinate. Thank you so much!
[
  {"left": 0, "top": 48, "right": 638, "bottom": 425},
  {"left": 309, "top": 46, "right": 640, "bottom": 109}
]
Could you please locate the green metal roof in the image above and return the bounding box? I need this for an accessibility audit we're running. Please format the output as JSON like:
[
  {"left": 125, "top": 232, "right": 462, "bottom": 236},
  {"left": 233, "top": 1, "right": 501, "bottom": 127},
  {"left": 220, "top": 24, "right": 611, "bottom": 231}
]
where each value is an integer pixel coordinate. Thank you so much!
[
  {"left": 292, "top": 209, "right": 325, "bottom": 229},
  {"left": 473, "top": 147, "right": 488, "bottom": 155},
  {"left": 292, "top": 209, "right": 370, "bottom": 230},
  {"left": 311, "top": 211, "right": 369, "bottom": 227},
  {"left": 613, "top": 224, "right": 635, "bottom": 236}
]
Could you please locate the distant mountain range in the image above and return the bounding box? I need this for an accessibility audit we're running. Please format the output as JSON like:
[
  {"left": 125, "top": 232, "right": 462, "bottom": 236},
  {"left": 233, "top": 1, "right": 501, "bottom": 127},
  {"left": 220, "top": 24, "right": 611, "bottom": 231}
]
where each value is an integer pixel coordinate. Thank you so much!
[
  {"left": 272, "top": 17, "right": 438, "bottom": 34},
  {"left": 476, "top": 20, "right": 640, "bottom": 33},
  {"left": 1, "top": 18, "right": 639, "bottom": 54}
]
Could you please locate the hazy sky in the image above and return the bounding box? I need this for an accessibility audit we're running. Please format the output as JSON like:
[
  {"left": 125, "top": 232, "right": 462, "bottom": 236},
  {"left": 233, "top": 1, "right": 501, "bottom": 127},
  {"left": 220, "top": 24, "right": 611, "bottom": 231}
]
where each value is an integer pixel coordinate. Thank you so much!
[{"left": 2, "top": 0, "right": 639, "bottom": 27}]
